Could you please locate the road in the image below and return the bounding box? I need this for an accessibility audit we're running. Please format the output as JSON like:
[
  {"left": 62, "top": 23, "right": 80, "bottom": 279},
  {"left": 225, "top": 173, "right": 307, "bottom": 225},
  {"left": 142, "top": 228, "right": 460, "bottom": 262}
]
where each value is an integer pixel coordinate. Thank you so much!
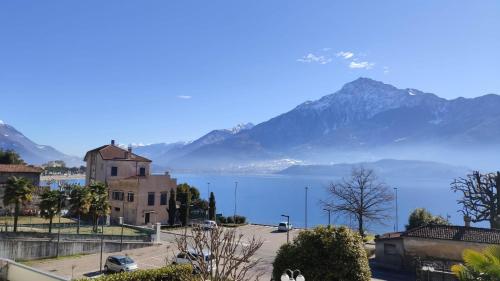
[{"left": 27, "top": 224, "right": 410, "bottom": 280}]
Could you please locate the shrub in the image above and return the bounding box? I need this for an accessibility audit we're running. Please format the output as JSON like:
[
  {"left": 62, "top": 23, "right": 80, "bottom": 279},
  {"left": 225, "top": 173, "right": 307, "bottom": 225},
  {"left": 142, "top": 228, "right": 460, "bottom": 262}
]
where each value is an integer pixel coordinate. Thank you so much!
[
  {"left": 234, "top": 215, "right": 246, "bottom": 224},
  {"left": 217, "top": 216, "right": 227, "bottom": 224},
  {"left": 272, "top": 226, "right": 371, "bottom": 281},
  {"left": 226, "top": 216, "right": 234, "bottom": 224},
  {"left": 75, "top": 264, "right": 193, "bottom": 281},
  {"left": 406, "top": 208, "right": 449, "bottom": 230}
]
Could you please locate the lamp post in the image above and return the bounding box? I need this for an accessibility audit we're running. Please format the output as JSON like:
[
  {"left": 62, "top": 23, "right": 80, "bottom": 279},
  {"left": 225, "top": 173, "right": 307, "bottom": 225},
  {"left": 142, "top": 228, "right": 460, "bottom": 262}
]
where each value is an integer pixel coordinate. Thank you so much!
[
  {"left": 281, "top": 269, "right": 305, "bottom": 281},
  {"left": 120, "top": 200, "right": 125, "bottom": 252},
  {"left": 207, "top": 182, "right": 210, "bottom": 199},
  {"left": 323, "top": 208, "right": 331, "bottom": 226},
  {"left": 281, "top": 214, "right": 290, "bottom": 244},
  {"left": 304, "top": 187, "right": 308, "bottom": 230},
  {"left": 234, "top": 181, "right": 238, "bottom": 223},
  {"left": 394, "top": 187, "right": 399, "bottom": 232},
  {"left": 99, "top": 215, "right": 105, "bottom": 273}
]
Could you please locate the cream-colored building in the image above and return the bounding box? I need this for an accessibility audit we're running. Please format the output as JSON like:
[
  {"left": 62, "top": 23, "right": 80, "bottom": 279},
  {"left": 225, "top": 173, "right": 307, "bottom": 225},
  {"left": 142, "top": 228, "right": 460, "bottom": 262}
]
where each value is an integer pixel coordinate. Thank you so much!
[{"left": 84, "top": 140, "right": 177, "bottom": 225}]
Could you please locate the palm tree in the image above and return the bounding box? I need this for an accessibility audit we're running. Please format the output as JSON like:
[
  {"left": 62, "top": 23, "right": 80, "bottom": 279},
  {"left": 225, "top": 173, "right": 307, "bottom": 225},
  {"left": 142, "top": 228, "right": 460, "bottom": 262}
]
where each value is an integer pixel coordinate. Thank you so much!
[
  {"left": 87, "top": 182, "right": 110, "bottom": 233},
  {"left": 39, "top": 190, "right": 62, "bottom": 233},
  {"left": 3, "top": 176, "right": 36, "bottom": 232},
  {"left": 69, "top": 185, "right": 91, "bottom": 234},
  {"left": 452, "top": 245, "right": 500, "bottom": 280}
]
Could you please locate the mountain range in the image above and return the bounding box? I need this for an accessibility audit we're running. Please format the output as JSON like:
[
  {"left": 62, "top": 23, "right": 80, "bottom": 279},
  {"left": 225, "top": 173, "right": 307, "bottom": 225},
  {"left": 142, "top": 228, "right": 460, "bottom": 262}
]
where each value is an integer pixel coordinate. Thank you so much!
[
  {"left": 0, "top": 120, "right": 81, "bottom": 166},
  {"left": 136, "top": 77, "right": 500, "bottom": 171},
  {"left": 2, "top": 77, "right": 500, "bottom": 171}
]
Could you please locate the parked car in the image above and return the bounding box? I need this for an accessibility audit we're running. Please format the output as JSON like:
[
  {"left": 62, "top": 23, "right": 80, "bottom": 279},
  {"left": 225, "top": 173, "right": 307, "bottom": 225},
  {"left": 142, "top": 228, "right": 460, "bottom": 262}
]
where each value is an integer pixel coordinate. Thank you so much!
[
  {"left": 173, "top": 249, "right": 215, "bottom": 273},
  {"left": 278, "top": 221, "right": 293, "bottom": 232},
  {"left": 200, "top": 220, "right": 217, "bottom": 230},
  {"left": 104, "top": 255, "right": 138, "bottom": 273}
]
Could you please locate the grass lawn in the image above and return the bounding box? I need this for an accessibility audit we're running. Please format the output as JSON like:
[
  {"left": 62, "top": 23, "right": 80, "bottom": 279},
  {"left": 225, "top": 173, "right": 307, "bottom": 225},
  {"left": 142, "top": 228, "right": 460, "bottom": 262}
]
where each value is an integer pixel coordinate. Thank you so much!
[
  {"left": 14, "top": 225, "right": 146, "bottom": 236},
  {"left": 0, "top": 216, "right": 75, "bottom": 224}
]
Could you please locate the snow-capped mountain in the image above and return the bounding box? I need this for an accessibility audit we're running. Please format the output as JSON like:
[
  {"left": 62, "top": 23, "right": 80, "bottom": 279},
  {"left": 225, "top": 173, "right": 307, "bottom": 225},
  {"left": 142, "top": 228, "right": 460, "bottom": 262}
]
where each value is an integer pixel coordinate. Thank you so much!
[
  {"left": 160, "top": 78, "right": 500, "bottom": 171},
  {"left": 0, "top": 121, "right": 81, "bottom": 166}
]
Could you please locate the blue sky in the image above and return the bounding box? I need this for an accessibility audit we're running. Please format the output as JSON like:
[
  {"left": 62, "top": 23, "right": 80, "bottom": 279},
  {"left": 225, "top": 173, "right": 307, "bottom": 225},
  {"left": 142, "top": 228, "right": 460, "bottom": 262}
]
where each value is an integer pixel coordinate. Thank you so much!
[{"left": 1, "top": 1, "right": 499, "bottom": 156}]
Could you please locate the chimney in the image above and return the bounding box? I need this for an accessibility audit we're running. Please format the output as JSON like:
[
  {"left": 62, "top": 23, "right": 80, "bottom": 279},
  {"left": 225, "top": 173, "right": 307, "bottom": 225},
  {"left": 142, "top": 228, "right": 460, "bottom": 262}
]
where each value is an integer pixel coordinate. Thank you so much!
[
  {"left": 464, "top": 215, "right": 471, "bottom": 227},
  {"left": 111, "top": 140, "right": 115, "bottom": 146},
  {"left": 127, "top": 145, "right": 132, "bottom": 158}
]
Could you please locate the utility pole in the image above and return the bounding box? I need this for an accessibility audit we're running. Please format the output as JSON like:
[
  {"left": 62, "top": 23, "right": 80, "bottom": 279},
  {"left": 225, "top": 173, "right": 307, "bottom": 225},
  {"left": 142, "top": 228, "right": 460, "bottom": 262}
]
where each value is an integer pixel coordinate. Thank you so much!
[
  {"left": 305, "top": 187, "right": 308, "bottom": 230},
  {"left": 234, "top": 181, "right": 238, "bottom": 222},
  {"left": 323, "top": 208, "right": 331, "bottom": 226},
  {"left": 394, "top": 187, "right": 399, "bottom": 232},
  {"left": 99, "top": 216, "right": 104, "bottom": 273},
  {"left": 120, "top": 200, "right": 124, "bottom": 251},
  {"left": 56, "top": 184, "right": 63, "bottom": 258}
]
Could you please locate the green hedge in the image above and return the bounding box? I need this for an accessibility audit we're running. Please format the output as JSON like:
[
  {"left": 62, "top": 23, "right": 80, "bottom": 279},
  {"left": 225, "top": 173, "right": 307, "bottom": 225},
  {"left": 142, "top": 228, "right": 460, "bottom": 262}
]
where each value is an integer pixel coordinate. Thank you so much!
[
  {"left": 217, "top": 215, "right": 246, "bottom": 224},
  {"left": 76, "top": 264, "right": 193, "bottom": 281}
]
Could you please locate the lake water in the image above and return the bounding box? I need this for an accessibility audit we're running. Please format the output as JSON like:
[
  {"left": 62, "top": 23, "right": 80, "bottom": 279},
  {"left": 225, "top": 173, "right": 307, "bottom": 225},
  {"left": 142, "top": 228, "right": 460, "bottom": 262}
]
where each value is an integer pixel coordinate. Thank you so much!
[{"left": 45, "top": 173, "right": 483, "bottom": 234}]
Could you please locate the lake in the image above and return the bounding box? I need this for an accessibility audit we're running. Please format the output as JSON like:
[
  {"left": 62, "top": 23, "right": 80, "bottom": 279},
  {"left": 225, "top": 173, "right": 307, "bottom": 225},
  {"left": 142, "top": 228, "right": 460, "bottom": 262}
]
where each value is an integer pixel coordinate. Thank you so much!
[{"left": 44, "top": 173, "right": 480, "bottom": 234}]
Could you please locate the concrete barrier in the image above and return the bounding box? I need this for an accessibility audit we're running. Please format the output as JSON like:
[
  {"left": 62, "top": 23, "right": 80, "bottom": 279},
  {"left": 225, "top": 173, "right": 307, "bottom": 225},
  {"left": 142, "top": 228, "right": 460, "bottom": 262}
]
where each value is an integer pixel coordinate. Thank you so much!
[
  {"left": 0, "top": 231, "right": 150, "bottom": 242},
  {"left": 0, "top": 258, "right": 69, "bottom": 281},
  {"left": 0, "top": 238, "right": 153, "bottom": 261}
]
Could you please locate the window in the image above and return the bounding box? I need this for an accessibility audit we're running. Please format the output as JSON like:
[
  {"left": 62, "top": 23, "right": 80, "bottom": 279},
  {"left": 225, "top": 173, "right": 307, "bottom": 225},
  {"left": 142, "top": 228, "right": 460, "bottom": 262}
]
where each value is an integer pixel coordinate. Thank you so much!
[
  {"left": 127, "top": 192, "right": 134, "bottom": 202},
  {"left": 160, "top": 192, "right": 167, "bottom": 205},
  {"left": 114, "top": 207, "right": 120, "bottom": 212},
  {"left": 139, "top": 167, "right": 146, "bottom": 176},
  {"left": 111, "top": 166, "right": 118, "bottom": 176},
  {"left": 112, "top": 191, "right": 124, "bottom": 201},
  {"left": 148, "top": 192, "right": 155, "bottom": 206}
]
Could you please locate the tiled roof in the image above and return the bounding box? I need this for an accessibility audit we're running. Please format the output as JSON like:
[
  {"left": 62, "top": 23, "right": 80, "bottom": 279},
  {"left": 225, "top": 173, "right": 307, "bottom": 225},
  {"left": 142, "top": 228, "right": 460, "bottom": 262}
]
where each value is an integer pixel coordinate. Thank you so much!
[
  {"left": 0, "top": 164, "right": 43, "bottom": 173},
  {"left": 84, "top": 145, "right": 151, "bottom": 162},
  {"left": 403, "top": 225, "right": 500, "bottom": 244}
]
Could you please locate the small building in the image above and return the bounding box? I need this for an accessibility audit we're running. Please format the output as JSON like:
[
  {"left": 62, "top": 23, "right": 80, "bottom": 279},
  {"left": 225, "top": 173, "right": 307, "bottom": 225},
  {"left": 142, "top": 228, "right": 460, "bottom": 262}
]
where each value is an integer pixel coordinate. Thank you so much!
[
  {"left": 0, "top": 164, "right": 43, "bottom": 213},
  {"left": 84, "top": 140, "right": 177, "bottom": 226},
  {"left": 375, "top": 224, "right": 500, "bottom": 271}
]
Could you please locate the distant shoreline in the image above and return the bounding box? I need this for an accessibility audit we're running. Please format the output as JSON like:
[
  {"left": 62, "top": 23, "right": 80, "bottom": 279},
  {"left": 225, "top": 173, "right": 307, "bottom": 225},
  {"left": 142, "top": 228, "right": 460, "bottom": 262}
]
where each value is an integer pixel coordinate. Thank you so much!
[{"left": 41, "top": 174, "right": 85, "bottom": 181}]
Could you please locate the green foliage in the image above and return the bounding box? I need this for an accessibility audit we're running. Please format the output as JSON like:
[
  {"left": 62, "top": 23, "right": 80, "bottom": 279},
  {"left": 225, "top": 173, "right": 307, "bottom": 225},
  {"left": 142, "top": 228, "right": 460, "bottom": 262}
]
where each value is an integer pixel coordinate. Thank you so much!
[
  {"left": 272, "top": 226, "right": 371, "bottom": 281},
  {"left": 177, "top": 184, "right": 191, "bottom": 226},
  {"left": 75, "top": 264, "right": 193, "bottom": 281},
  {"left": 3, "top": 176, "right": 36, "bottom": 232},
  {"left": 0, "top": 149, "right": 25, "bottom": 164},
  {"left": 451, "top": 246, "right": 500, "bottom": 281},
  {"left": 406, "top": 208, "right": 449, "bottom": 230},
  {"left": 168, "top": 189, "right": 177, "bottom": 226},
  {"left": 177, "top": 183, "right": 200, "bottom": 201},
  {"left": 68, "top": 185, "right": 91, "bottom": 234},
  {"left": 39, "top": 190, "right": 63, "bottom": 233},
  {"left": 208, "top": 192, "right": 216, "bottom": 220},
  {"left": 216, "top": 215, "right": 246, "bottom": 225},
  {"left": 87, "top": 182, "right": 110, "bottom": 232}
]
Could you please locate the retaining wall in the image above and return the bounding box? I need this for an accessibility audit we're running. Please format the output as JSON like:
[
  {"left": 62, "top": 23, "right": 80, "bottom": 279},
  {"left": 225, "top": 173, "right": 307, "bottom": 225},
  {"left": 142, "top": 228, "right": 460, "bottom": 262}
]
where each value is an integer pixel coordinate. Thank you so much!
[
  {"left": 0, "top": 231, "right": 150, "bottom": 242},
  {"left": 0, "top": 238, "right": 153, "bottom": 261}
]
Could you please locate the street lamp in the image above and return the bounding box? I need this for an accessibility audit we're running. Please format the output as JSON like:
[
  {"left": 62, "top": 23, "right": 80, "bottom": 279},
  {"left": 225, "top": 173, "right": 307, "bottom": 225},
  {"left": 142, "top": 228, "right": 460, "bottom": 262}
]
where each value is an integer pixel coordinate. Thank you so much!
[
  {"left": 394, "top": 187, "right": 399, "bottom": 232},
  {"left": 234, "top": 181, "right": 238, "bottom": 223},
  {"left": 281, "top": 214, "right": 290, "bottom": 244},
  {"left": 304, "top": 187, "right": 308, "bottom": 230},
  {"left": 323, "top": 208, "right": 331, "bottom": 226},
  {"left": 281, "top": 269, "right": 305, "bottom": 281},
  {"left": 207, "top": 182, "right": 210, "bottom": 199}
]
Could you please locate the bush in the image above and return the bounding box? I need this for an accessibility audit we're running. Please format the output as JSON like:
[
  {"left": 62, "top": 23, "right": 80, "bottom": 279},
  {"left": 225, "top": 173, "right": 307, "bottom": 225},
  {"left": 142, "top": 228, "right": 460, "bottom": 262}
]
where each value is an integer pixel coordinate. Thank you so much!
[
  {"left": 75, "top": 264, "right": 193, "bottom": 281},
  {"left": 272, "top": 226, "right": 371, "bottom": 281},
  {"left": 234, "top": 215, "right": 246, "bottom": 224},
  {"left": 217, "top": 215, "right": 246, "bottom": 225},
  {"left": 406, "top": 208, "right": 449, "bottom": 230}
]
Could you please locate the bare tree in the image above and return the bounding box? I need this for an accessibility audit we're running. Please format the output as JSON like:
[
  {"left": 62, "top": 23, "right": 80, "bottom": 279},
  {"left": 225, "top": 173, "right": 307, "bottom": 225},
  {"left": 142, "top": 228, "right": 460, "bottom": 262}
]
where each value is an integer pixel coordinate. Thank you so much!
[
  {"left": 322, "top": 167, "right": 394, "bottom": 237},
  {"left": 451, "top": 171, "right": 500, "bottom": 228},
  {"left": 175, "top": 226, "right": 264, "bottom": 281}
]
